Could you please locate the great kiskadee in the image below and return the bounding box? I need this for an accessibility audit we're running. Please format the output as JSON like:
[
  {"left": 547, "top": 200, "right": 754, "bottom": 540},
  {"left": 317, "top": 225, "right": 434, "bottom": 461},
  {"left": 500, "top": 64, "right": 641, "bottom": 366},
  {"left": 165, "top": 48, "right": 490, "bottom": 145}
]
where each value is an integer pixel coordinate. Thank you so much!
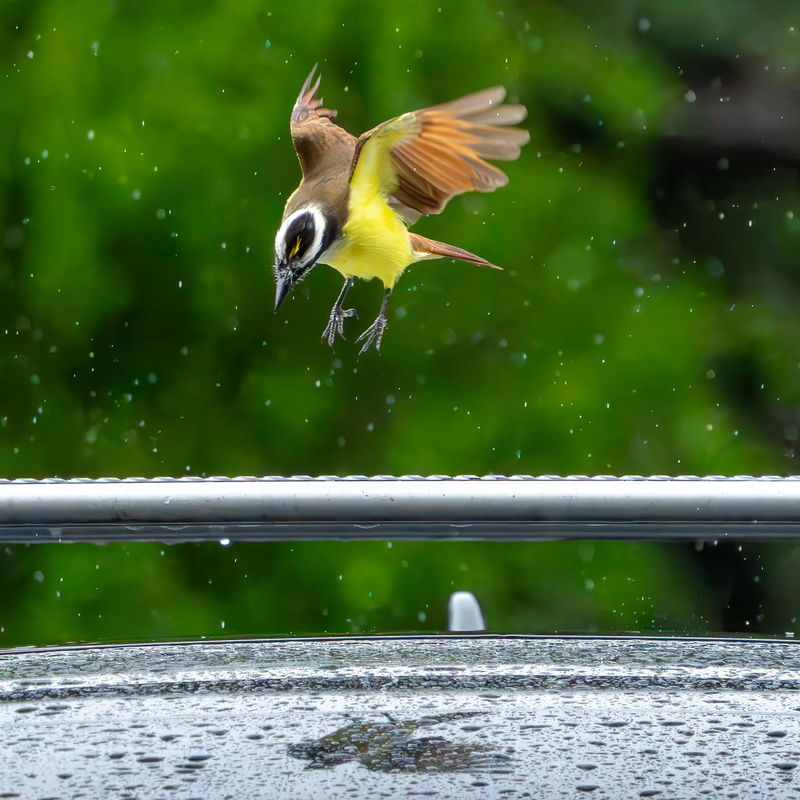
[{"left": 273, "top": 65, "right": 529, "bottom": 355}]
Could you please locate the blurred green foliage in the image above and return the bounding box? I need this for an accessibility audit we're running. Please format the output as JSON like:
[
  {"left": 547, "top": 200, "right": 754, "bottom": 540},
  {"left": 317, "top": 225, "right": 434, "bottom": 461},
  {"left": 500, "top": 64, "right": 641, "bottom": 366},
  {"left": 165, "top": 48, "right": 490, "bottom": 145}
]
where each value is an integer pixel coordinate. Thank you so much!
[{"left": 0, "top": 0, "right": 799, "bottom": 646}]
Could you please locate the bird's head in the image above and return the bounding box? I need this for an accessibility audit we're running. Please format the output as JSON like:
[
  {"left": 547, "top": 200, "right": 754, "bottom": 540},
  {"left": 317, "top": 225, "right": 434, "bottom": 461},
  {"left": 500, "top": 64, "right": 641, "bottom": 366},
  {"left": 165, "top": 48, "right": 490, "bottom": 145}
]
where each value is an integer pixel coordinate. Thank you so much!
[{"left": 273, "top": 207, "right": 329, "bottom": 312}]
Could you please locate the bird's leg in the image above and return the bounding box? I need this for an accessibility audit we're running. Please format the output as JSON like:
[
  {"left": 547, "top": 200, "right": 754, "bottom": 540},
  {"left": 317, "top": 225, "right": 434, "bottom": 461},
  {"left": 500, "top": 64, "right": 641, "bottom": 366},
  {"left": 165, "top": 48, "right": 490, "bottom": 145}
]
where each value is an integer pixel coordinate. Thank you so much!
[
  {"left": 322, "top": 277, "right": 358, "bottom": 347},
  {"left": 357, "top": 287, "right": 392, "bottom": 356}
]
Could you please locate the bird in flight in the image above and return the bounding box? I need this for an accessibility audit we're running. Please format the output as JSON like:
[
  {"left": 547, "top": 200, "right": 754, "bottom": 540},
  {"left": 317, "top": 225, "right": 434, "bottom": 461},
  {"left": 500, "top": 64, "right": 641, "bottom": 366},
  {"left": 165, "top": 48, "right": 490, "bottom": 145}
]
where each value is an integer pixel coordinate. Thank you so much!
[{"left": 273, "top": 65, "right": 530, "bottom": 355}]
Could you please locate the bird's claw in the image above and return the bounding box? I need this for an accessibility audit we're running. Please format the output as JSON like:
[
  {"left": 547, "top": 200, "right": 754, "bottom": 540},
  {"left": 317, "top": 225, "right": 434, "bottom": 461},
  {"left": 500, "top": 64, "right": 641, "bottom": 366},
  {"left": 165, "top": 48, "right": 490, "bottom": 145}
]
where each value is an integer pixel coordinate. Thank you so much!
[
  {"left": 322, "top": 307, "right": 358, "bottom": 347},
  {"left": 356, "top": 315, "right": 388, "bottom": 357}
]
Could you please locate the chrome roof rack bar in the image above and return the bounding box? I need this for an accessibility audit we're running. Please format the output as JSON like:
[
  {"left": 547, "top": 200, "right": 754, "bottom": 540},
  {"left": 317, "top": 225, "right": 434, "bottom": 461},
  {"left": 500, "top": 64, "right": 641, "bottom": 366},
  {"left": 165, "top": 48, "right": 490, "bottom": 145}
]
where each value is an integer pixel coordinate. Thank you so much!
[{"left": 0, "top": 475, "right": 798, "bottom": 543}]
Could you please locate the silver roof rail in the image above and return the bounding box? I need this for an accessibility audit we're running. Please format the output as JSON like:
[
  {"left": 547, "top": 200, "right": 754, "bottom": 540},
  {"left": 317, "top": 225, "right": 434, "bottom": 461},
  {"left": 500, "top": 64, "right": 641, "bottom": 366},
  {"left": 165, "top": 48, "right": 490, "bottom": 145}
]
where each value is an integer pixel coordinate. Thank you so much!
[{"left": 0, "top": 475, "right": 798, "bottom": 542}]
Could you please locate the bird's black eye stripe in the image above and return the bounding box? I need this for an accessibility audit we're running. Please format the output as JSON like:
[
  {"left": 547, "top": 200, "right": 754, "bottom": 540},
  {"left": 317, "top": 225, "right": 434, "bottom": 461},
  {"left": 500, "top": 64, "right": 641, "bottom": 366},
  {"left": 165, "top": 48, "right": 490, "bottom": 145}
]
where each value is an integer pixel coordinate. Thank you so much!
[
  {"left": 294, "top": 235, "right": 311, "bottom": 261},
  {"left": 283, "top": 212, "right": 316, "bottom": 262}
]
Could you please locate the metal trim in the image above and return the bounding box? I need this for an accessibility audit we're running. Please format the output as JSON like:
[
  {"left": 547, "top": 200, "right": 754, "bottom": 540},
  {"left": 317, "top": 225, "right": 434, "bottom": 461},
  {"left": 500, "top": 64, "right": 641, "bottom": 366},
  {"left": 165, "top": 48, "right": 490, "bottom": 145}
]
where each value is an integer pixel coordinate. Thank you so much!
[{"left": 0, "top": 475, "right": 798, "bottom": 542}]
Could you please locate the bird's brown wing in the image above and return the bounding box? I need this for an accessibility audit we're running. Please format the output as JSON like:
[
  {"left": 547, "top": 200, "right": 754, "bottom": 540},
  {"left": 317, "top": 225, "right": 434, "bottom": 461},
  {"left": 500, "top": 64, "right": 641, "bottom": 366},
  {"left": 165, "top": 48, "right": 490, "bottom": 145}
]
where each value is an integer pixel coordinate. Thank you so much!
[
  {"left": 349, "top": 87, "right": 529, "bottom": 225},
  {"left": 291, "top": 64, "right": 356, "bottom": 181}
]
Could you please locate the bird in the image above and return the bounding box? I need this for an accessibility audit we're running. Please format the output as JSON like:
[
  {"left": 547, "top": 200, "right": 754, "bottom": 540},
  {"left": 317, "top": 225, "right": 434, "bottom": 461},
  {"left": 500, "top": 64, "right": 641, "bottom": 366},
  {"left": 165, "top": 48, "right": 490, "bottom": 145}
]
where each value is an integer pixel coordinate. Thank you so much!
[{"left": 273, "top": 65, "right": 530, "bottom": 356}]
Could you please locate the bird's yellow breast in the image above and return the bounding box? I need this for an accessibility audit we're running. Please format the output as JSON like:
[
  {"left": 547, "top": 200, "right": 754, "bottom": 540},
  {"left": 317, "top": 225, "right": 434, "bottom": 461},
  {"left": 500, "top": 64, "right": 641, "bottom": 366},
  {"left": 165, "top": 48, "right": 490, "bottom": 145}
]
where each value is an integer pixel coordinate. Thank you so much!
[{"left": 324, "top": 179, "right": 415, "bottom": 288}]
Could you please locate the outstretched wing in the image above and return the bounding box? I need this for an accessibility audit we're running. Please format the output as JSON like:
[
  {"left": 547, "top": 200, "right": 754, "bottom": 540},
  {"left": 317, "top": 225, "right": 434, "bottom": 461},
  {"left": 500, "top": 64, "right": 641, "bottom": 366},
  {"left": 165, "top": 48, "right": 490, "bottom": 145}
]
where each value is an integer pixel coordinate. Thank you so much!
[
  {"left": 349, "top": 87, "right": 529, "bottom": 225},
  {"left": 290, "top": 64, "right": 356, "bottom": 181}
]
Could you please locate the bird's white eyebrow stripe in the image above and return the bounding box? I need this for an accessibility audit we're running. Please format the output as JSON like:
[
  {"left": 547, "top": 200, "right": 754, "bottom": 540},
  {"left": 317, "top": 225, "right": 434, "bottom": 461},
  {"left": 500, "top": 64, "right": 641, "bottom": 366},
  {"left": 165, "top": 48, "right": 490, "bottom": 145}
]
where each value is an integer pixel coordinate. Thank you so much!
[{"left": 275, "top": 206, "right": 325, "bottom": 266}]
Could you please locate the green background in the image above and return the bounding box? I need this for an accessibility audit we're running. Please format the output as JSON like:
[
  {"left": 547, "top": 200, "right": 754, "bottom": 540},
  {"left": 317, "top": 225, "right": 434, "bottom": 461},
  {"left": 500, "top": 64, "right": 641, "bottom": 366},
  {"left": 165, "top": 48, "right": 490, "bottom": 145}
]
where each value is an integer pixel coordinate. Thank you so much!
[{"left": 1, "top": 0, "right": 798, "bottom": 646}]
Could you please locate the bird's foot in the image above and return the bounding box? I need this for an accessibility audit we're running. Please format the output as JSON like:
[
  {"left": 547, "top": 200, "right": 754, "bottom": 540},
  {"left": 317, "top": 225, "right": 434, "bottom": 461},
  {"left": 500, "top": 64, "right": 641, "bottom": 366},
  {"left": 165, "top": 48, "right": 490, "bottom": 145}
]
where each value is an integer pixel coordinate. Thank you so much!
[
  {"left": 356, "top": 314, "right": 388, "bottom": 356},
  {"left": 322, "top": 306, "right": 358, "bottom": 347}
]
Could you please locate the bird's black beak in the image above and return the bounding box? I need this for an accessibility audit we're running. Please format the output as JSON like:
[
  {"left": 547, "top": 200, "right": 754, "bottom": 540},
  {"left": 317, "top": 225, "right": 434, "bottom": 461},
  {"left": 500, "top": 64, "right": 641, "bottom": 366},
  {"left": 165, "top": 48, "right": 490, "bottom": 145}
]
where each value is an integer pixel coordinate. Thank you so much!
[{"left": 274, "top": 271, "right": 292, "bottom": 314}]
